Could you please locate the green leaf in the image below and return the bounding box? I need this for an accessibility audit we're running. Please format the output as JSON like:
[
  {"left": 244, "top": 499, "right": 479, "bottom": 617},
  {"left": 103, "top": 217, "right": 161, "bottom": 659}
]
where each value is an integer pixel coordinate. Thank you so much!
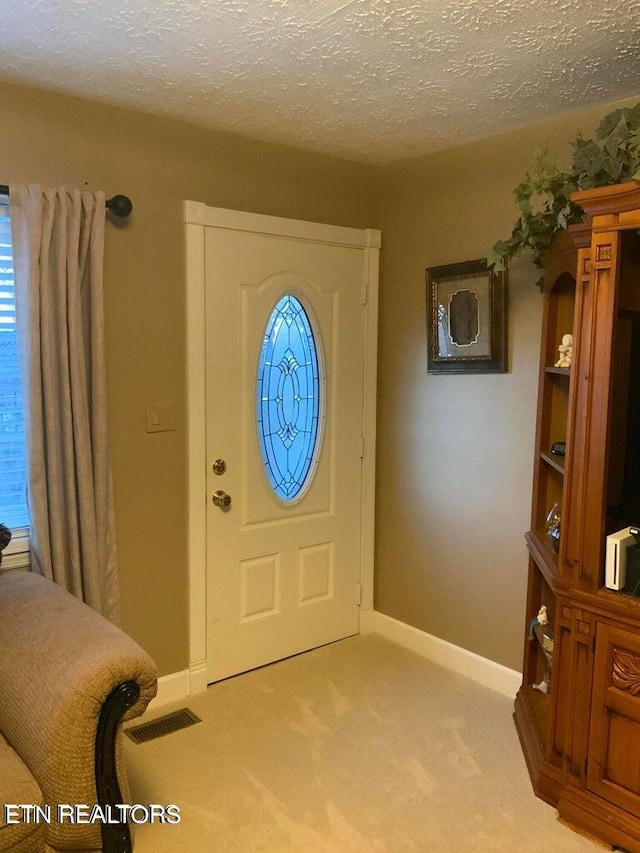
[
  {"left": 485, "top": 248, "right": 507, "bottom": 270},
  {"left": 602, "top": 116, "right": 630, "bottom": 158},
  {"left": 572, "top": 138, "right": 605, "bottom": 182},
  {"left": 485, "top": 102, "right": 640, "bottom": 277},
  {"left": 596, "top": 108, "right": 625, "bottom": 140},
  {"left": 492, "top": 240, "right": 514, "bottom": 256}
]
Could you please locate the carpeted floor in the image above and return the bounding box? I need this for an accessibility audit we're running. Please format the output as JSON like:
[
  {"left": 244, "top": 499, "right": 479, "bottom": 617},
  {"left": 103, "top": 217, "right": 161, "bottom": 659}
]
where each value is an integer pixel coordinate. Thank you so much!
[{"left": 124, "top": 634, "right": 604, "bottom": 852}]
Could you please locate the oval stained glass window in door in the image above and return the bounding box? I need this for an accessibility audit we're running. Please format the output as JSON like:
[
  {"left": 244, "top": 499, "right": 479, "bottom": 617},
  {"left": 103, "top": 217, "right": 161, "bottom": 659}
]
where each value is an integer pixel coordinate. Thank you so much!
[{"left": 257, "top": 294, "right": 322, "bottom": 501}]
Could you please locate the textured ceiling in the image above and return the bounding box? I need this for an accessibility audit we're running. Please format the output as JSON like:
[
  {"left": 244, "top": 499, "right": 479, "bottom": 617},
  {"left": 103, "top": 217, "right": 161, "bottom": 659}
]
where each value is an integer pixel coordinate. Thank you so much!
[{"left": 2, "top": 0, "right": 640, "bottom": 164}]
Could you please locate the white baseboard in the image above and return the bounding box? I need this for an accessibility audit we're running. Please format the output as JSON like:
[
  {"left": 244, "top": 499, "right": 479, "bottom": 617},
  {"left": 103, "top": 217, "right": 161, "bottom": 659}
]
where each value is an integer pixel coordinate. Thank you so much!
[
  {"left": 188, "top": 661, "right": 209, "bottom": 696},
  {"left": 359, "top": 609, "right": 378, "bottom": 635},
  {"left": 141, "top": 664, "right": 208, "bottom": 718},
  {"left": 361, "top": 610, "right": 521, "bottom": 699},
  {"left": 142, "top": 611, "right": 521, "bottom": 720},
  {"left": 146, "top": 669, "right": 190, "bottom": 714}
]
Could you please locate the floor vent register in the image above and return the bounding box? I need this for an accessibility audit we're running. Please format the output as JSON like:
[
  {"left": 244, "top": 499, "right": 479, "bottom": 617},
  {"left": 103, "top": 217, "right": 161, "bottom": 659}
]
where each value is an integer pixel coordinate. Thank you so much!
[{"left": 125, "top": 708, "right": 201, "bottom": 744}]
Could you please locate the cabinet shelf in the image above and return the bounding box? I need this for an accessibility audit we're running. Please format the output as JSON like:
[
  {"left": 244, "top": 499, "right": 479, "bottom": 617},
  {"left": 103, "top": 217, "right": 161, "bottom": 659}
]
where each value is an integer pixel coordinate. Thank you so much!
[
  {"left": 546, "top": 366, "right": 571, "bottom": 377},
  {"left": 540, "top": 451, "right": 565, "bottom": 475},
  {"left": 526, "top": 528, "right": 559, "bottom": 587}
]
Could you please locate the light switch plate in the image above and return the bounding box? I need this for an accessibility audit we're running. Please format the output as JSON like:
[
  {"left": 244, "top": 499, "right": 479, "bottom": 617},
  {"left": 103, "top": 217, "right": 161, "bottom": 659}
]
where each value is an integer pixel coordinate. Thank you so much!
[{"left": 146, "top": 401, "right": 175, "bottom": 433}]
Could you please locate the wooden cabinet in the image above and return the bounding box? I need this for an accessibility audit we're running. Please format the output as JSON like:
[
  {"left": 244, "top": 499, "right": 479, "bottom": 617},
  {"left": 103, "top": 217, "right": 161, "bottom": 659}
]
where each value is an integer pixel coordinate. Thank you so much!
[{"left": 514, "top": 182, "right": 640, "bottom": 851}]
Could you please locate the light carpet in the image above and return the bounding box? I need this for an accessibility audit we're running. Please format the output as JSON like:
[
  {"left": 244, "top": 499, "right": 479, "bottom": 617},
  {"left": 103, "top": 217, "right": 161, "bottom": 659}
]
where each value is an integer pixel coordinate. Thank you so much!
[{"left": 124, "top": 634, "right": 603, "bottom": 852}]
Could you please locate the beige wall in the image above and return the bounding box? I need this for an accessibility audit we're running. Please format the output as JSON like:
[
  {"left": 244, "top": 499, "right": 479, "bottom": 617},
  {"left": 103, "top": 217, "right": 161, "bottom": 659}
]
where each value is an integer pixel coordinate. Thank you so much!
[
  {"left": 0, "top": 81, "right": 380, "bottom": 675},
  {"left": 376, "top": 97, "right": 640, "bottom": 671},
  {"left": 3, "top": 77, "right": 639, "bottom": 677}
]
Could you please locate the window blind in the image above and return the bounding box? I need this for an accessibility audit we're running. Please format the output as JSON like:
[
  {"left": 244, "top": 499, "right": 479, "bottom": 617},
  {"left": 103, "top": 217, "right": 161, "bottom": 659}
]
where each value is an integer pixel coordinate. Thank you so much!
[{"left": 0, "top": 200, "right": 28, "bottom": 529}]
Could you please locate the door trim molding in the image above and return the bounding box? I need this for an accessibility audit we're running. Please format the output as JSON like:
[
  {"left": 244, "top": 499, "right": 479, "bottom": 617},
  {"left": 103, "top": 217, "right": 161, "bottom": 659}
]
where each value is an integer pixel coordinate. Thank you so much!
[
  {"left": 185, "top": 211, "right": 208, "bottom": 688},
  {"left": 184, "top": 201, "right": 380, "bottom": 687}
]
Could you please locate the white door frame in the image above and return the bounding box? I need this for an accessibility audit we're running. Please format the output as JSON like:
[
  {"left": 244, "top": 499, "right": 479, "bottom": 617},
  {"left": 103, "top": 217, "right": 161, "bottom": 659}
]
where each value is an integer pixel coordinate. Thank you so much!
[{"left": 184, "top": 201, "right": 380, "bottom": 694}]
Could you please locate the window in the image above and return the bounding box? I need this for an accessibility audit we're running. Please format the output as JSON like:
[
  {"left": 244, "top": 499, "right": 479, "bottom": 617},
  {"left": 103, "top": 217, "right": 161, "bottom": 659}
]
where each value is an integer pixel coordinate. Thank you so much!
[
  {"left": 256, "top": 293, "right": 323, "bottom": 502},
  {"left": 0, "top": 198, "right": 29, "bottom": 567}
]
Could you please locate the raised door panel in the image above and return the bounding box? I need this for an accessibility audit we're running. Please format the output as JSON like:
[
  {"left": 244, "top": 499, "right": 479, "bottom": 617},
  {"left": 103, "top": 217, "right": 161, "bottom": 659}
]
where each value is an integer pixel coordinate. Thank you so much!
[{"left": 588, "top": 622, "right": 640, "bottom": 815}]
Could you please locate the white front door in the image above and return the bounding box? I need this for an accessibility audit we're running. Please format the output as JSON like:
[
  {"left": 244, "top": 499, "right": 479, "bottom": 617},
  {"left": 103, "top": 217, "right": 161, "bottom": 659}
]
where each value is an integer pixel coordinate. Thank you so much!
[{"left": 202, "top": 211, "right": 378, "bottom": 683}]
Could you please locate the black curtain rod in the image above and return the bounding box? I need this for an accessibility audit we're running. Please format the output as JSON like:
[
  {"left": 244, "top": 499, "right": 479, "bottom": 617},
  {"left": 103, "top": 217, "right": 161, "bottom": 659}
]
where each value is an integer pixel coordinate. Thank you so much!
[{"left": 0, "top": 185, "right": 132, "bottom": 218}]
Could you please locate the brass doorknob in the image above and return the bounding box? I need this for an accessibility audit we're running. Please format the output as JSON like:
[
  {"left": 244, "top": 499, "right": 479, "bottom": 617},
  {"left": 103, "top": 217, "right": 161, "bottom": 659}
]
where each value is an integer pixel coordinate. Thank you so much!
[
  {"left": 212, "top": 458, "right": 227, "bottom": 475},
  {"left": 212, "top": 490, "right": 232, "bottom": 509}
]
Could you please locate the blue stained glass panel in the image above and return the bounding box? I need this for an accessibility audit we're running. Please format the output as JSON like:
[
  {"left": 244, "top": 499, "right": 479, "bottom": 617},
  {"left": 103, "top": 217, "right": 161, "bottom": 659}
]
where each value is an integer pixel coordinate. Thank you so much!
[{"left": 257, "top": 294, "right": 322, "bottom": 501}]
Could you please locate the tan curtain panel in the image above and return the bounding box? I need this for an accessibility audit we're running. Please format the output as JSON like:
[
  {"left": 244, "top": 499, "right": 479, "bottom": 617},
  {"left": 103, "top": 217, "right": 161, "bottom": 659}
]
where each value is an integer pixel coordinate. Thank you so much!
[{"left": 10, "top": 185, "right": 120, "bottom": 623}]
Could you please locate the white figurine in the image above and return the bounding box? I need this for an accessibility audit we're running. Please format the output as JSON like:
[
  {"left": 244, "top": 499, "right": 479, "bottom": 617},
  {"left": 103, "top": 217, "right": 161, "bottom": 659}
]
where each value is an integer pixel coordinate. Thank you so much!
[
  {"left": 533, "top": 677, "right": 549, "bottom": 694},
  {"left": 555, "top": 333, "right": 573, "bottom": 368},
  {"left": 528, "top": 604, "right": 548, "bottom": 639}
]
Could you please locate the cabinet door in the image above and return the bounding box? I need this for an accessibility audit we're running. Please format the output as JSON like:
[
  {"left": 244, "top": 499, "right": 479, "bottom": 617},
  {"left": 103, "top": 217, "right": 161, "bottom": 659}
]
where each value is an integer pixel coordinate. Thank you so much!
[{"left": 588, "top": 623, "right": 640, "bottom": 813}]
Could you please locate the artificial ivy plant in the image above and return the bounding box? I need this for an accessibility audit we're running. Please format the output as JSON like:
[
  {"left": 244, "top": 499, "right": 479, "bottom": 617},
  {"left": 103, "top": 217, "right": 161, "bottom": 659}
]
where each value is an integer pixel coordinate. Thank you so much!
[{"left": 486, "top": 104, "right": 640, "bottom": 276}]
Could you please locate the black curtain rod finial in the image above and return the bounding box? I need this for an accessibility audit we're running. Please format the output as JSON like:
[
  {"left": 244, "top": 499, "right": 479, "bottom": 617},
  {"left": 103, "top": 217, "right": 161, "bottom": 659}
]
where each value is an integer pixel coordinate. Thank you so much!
[{"left": 106, "top": 194, "right": 133, "bottom": 218}]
